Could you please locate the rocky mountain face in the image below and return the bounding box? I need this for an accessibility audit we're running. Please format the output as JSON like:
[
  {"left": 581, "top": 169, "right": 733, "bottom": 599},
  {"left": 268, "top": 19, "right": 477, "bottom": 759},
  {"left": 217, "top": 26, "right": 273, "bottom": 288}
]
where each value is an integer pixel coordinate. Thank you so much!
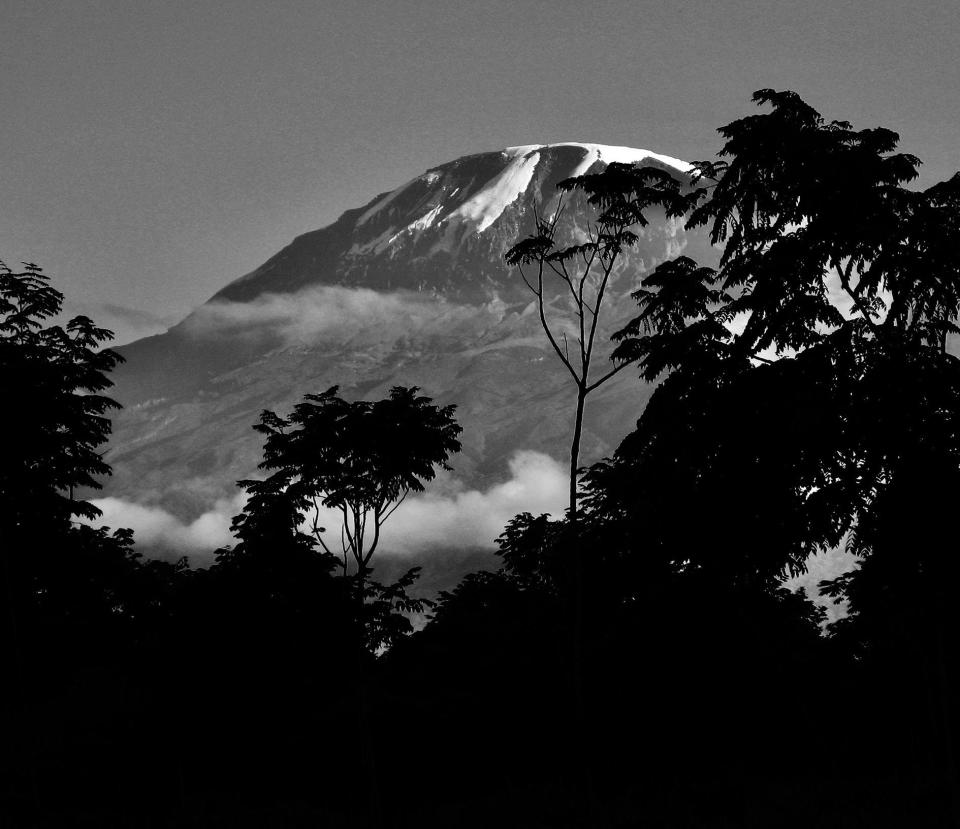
[{"left": 104, "top": 143, "right": 716, "bottom": 561}]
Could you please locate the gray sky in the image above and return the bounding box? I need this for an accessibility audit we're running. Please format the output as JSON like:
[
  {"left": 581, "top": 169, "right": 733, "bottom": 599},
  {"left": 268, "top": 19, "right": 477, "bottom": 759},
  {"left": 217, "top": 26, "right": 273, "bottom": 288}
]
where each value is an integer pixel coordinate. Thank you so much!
[{"left": 3, "top": 0, "right": 959, "bottom": 343}]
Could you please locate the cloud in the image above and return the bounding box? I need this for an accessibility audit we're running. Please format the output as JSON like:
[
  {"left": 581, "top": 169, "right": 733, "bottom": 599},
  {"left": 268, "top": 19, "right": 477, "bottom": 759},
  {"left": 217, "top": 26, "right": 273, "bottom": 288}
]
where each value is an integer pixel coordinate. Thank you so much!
[
  {"left": 100, "top": 303, "right": 175, "bottom": 331},
  {"left": 784, "top": 545, "right": 859, "bottom": 623},
  {"left": 88, "top": 493, "right": 244, "bottom": 559},
  {"left": 363, "top": 450, "right": 567, "bottom": 554},
  {"left": 91, "top": 450, "right": 855, "bottom": 625},
  {"left": 181, "top": 285, "right": 487, "bottom": 345},
  {"left": 89, "top": 451, "right": 567, "bottom": 563}
]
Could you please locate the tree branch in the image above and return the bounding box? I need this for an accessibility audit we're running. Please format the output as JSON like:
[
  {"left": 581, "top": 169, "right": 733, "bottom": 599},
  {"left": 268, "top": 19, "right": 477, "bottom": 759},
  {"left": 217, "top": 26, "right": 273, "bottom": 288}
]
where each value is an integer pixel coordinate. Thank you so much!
[
  {"left": 585, "top": 359, "right": 632, "bottom": 393},
  {"left": 381, "top": 488, "right": 408, "bottom": 523},
  {"left": 837, "top": 259, "right": 880, "bottom": 335},
  {"left": 582, "top": 223, "right": 620, "bottom": 374},
  {"left": 535, "top": 255, "right": 582, "bottom": 384},
  {"left": 310, "top": 495, "right": 335, "bottom": 558}
]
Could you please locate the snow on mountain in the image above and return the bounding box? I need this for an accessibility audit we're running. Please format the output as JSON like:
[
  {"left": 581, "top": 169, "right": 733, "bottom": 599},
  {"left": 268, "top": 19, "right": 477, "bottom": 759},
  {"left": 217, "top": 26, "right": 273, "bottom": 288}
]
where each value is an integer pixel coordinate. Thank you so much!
[
  {"left": 445, "top": 150, "right": 541, "bottom": 232},
  {"left": 559, "top": 142, "right": 692, "bottom": 177},
  {"left": 211, "top": 142, "right": 703, "bottom": 308},
  {"left": 354, "top": 142, "right": 692, "bottom": 246}
]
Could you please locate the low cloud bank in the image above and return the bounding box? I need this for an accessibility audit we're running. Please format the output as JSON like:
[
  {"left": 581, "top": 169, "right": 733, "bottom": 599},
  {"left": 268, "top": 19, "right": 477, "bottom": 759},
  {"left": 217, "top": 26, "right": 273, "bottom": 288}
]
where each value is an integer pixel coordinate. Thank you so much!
[
  {"left": 90, "top": 451, "right": 857, "bottom": 619},
  {"left": 89, "top": 494, "right": 245, "bottom": 558},
  {"left": 182, "top": 285, "right": 487, "bottom": 345},
  {"left": 89, "top": 451, "right": 567, "bottom": 563},
  {"left": 377, "top": 450, "right": 567, "bottom": 553}
]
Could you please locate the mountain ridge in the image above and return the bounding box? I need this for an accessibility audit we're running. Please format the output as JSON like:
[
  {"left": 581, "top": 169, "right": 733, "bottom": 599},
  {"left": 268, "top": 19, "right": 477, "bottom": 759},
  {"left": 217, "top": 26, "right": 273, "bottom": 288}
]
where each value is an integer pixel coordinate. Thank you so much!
[{"left": 207, "top": 142, "right": 697, "bottom": 306}]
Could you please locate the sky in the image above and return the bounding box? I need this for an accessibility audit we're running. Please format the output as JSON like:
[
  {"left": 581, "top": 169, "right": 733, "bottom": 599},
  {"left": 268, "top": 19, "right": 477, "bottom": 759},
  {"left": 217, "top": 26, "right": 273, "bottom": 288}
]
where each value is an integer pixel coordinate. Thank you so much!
[{"left": 3, "top": 0, "right": 959, "bottom": 343}]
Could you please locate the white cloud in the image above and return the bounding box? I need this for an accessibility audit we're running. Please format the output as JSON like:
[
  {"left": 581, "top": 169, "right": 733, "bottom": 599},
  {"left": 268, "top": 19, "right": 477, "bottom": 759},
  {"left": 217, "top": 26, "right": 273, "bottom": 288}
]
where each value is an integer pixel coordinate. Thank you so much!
[
  {"left": 91, "top": 450, "right": 857, "bottom": 626},
  {"left": 182, "top": 285, "right": 484, "bottom": 345},
  {"left": 784, "top": 545, "right": 860, "bottom": 623},
  {"left": 87, "top": 493, "right": 244, "bottom": 558},
  {"left": 372, "top": 450, "right": 567, "bottom": 554},
  {"left": 88, "top": 451, "right": 567, "bottom": 563}
]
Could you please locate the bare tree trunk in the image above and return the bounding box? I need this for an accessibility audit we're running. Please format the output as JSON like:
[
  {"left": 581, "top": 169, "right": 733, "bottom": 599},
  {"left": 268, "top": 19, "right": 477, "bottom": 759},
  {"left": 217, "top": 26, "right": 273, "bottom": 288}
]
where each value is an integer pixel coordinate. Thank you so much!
[
  {"left": 567, "top": 387, "right": 597, "bottom": 825},
  {"left": 569, "top": 386, "right": 586, "bottom": 517},
  {"left": 355, "top": 564, "right": 384, "bottom": 828}
]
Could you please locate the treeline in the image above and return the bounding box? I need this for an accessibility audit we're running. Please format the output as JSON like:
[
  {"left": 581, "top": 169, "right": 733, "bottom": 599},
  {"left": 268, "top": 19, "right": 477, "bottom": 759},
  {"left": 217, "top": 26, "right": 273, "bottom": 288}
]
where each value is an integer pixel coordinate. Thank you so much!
[{"left": 3, "top": 89, "right": 960, "bottom": 827}]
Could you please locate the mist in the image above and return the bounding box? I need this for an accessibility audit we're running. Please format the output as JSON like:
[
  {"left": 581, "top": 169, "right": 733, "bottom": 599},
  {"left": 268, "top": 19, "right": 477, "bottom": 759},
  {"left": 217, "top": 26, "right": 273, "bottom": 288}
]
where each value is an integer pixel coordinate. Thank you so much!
[{"left": 181, "top": 284, "right": 492, "bottom": 345}]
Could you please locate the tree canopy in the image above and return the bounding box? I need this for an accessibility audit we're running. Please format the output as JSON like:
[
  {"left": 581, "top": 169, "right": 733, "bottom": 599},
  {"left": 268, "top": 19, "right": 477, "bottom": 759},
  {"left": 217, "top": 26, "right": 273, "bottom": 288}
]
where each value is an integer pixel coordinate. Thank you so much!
[
  {"left": 0, "top": 261, "right": 123, "bottom": 532},
  {"left": 248, "top": 385, "right": 462, "bottom": 577}
]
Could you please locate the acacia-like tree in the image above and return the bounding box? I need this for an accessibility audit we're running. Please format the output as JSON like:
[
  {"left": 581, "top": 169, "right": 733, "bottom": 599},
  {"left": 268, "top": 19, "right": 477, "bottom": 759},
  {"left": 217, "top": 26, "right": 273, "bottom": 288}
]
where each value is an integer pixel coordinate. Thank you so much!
[
  {"left": 505, "top": 164, "right": 687, "bottom": 516},
  {"left": 249, "top": 385, "right": 461, "bottom": 608}
]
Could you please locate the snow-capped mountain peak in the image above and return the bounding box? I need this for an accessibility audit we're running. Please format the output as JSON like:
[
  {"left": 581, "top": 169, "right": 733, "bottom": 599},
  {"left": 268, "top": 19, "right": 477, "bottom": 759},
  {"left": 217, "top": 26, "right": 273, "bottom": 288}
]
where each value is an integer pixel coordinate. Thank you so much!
[{"left": 214, "top": 142, "right": 695, "bottom": 306}]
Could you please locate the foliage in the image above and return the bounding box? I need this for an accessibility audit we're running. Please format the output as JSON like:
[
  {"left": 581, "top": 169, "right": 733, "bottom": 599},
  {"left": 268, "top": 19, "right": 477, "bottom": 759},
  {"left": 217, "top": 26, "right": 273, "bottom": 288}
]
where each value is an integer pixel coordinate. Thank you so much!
[
  {"left": 0, "top": 261, "right": 123, "bottom": 530},
  {"left": 251, "top": 385, "right": 461, "bottom": 576},
  {"left": 363, "top": 566, "right": 434, "bottom": 653},
  {"left": 218, "top": 385, "right": 459, "bottom": 657},
  {"left": 599, "top": 89, "right": 960, "bottom": 589}
]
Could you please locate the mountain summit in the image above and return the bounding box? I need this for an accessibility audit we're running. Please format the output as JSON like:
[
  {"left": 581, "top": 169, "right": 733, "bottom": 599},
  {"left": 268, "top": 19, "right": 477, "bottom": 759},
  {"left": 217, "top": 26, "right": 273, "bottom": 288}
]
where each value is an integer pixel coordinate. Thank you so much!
[
  {"left": 105, "top": 142, "right": 712, "bottom": 557},
  {"left": 211, "top": 142, "right": 693, "bottom": 305}
]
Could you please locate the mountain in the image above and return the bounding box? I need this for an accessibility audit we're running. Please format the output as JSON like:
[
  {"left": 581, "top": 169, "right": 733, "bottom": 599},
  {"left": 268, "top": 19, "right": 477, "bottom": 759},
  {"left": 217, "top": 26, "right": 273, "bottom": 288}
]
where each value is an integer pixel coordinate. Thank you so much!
[{"left": 102, "top": 142, "right": 716, "bottom": 564}]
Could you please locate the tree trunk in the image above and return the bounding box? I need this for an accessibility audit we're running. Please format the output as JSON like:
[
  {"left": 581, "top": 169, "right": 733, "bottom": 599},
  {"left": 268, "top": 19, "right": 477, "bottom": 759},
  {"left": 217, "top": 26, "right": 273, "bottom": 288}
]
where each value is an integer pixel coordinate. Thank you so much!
[
  {"left": 354, "top": 564, "right": 383, "bottom": 827},
  {"left": 569, "top": 386, "right": 586, "bottom": 517},
  {"left": 567, "top": 386, "right": 596, "bottom": 825}
]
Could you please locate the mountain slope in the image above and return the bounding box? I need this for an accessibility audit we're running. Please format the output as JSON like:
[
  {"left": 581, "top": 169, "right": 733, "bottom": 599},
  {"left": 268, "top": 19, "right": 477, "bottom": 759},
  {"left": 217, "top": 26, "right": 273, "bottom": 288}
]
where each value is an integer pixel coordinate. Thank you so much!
[{"left": 104, "top": 142, "right": 715, "bottom": 552}]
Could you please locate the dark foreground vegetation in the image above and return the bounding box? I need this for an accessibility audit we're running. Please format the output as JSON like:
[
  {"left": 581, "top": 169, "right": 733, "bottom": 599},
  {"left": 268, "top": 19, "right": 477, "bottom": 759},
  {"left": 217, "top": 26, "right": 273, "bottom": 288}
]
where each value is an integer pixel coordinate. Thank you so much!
[{"left": 3, "top": 90, "right": 960, "bottom": 827}]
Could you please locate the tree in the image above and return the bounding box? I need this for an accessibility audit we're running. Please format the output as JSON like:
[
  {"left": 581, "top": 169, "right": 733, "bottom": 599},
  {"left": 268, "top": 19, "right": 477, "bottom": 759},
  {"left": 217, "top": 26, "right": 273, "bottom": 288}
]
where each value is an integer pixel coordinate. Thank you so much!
[
  {"left": 0, "top": 260, "right": 129, "bottom": 639},
  {"left": 589, "top": 89, "right": 960, "bottom": 815},
  {"left": 0, "top": 260, "right": 130, "bottom": 815},
  {"left": 227, "top": 385, "right": 459, "bottom": 825},
  {"left": 505, "top": 164, "right": 687, "bottom": 516},
  {"left": 0, "top": 261, "right": 123, "bottom": 535},
  {"left": 604, "top": 88, "right": 960, "bottom": 578},
  {"left": 249, "top": 385, "right": 461, "bottom": 632}
]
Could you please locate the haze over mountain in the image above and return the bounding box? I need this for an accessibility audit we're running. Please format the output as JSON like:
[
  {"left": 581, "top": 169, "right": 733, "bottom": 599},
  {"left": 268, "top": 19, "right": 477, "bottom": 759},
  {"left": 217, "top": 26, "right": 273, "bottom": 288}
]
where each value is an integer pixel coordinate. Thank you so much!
[{"left": 98, "top": 143, "right": 715, "bottom": 567}]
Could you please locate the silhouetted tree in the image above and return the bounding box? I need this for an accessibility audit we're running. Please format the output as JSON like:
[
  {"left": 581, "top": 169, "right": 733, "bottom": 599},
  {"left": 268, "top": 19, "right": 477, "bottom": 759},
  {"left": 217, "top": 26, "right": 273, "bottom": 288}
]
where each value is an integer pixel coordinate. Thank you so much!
[
  {"left": 505, "top": 166, "right": 692, "bottom": 826},
  {"left": 213, "top": 468, "right": 352, "bottom": 643},
  {"left": 592, "top": 89, "right": 960, "bottom": 816},
  {"left": 603, "top": 89, "right": 960, "bottom": 578},
  {"left": 249, "top": 385, "right": 461, "bottom": 622},
  {"left": 0, "top": 261, "right": 123, "bottom": 535},
  {"left": 506, "top": 164, "right": 687, "bottom": 516},
  {"left": 0, "top": 260, "right": 136, "bottom": 817},
  {"left": 233, "top": 386, "right": 459, "bottom": 825}
]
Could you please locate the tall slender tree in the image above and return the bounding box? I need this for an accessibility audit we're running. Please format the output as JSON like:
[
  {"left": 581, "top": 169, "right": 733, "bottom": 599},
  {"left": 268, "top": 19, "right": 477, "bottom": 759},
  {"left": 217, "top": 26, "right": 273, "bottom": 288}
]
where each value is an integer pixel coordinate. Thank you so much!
[{"left": 505, "top": 164, "right": 687, "bottom": 516}]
